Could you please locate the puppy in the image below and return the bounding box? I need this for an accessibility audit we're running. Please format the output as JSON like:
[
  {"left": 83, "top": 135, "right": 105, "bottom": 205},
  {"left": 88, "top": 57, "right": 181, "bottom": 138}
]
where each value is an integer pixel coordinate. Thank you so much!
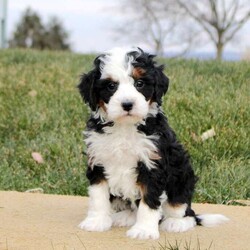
[{"left": 78, "top": 47, "right": 228, "bottom": 239}]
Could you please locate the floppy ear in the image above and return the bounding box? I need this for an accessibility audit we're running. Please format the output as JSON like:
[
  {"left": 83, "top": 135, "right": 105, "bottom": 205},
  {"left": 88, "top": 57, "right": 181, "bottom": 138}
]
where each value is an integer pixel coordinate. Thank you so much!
[
  {"left": 78, "top": 56, "right": 102, "bottom": 111},
  {"left": 78, "top": 69, "right": 99, "bottom": 111},
  {"left": 131, "top": 49, "right": 169, "bottom": 105},
  {"left": 154, "top": 65, "right": 169, "bottom": 105}
]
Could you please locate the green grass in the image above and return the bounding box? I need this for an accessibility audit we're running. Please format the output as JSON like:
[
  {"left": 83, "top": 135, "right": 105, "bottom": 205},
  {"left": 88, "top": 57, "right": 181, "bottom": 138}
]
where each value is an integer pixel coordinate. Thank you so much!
[
  {"left": 156, "top": 237, "right": 213, "bottom": 250},
  {"left": 0, "top": 49, "right": 249, "bottom": 203}
]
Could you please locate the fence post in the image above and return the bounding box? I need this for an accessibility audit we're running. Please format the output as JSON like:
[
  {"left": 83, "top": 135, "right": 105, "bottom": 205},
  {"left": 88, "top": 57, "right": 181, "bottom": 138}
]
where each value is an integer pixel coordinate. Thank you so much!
[{"left": 0, "top": 0, "right": 7, "bottom": 48}]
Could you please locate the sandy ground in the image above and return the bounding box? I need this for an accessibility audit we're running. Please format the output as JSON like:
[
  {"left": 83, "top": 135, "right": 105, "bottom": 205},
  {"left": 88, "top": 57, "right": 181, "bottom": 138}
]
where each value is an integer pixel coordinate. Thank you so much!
[{"left": 0, "top": 191, "right": 249, "bottom": 250}]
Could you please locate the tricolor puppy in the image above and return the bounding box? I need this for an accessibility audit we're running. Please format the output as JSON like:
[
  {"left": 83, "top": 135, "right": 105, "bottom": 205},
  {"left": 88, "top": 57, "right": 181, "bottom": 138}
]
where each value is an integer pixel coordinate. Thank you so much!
[{"left": 78, "top": 47, "right": 228, "bottom": 239}]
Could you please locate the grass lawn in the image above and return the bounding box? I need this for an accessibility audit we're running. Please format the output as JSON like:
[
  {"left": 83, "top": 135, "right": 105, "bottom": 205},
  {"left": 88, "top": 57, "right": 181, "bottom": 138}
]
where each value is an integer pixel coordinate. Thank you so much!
[{"left": 0, "top": 49, "right": 249, "bottom": 203}]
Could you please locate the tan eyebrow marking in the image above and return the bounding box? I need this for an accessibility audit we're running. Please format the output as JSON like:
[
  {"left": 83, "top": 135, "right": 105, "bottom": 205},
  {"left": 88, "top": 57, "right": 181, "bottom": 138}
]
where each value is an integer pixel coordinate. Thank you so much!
[{"left": 132, "top": 67, "right": 146, "bottom": 79}]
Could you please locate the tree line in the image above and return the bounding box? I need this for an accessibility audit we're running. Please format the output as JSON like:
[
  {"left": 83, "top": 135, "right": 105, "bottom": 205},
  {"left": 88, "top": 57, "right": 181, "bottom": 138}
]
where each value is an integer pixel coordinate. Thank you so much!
[
  {"left": 116, "top": 0, "right": 250, "bottom": 60},
  {"left": 9, "top": 1, "right": 250, "bottom": 60},
  {"left": 9, "top": 8, "right": 70, "bottom": 51}
]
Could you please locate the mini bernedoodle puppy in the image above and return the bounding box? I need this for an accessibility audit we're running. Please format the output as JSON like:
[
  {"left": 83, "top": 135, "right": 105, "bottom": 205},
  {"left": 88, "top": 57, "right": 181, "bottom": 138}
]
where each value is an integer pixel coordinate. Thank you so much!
[{"left": 77, "top": 47, "right": 228, "bottom": 239}]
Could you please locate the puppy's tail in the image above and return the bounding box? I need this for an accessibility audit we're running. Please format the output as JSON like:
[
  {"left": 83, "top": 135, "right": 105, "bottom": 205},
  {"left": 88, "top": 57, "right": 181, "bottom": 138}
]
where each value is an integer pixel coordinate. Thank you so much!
[{"left": 196, "top": 214, "right": 229, "bottom": 227}]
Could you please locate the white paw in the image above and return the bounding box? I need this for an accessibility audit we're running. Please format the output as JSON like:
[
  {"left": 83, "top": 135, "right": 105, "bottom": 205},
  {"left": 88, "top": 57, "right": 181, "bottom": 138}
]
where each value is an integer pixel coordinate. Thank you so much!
[
  {"left": 78, "top": 215, "right": 112, "bottom": 232},
  {"left": 112, "top": 210, "right": 136, "bottom": 227},
  {"left": 126, "top": 225, "right": 159, "bottom": 240},
  {"left": 160, "top": 217, "right": 196, "bottom": 233}
]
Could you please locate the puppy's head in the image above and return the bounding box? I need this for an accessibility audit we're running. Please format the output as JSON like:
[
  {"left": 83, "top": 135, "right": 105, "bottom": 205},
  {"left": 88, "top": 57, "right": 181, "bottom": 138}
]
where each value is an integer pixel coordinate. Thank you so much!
[{"left": 78, "top": 47, "right": 169, "bottom": 123}]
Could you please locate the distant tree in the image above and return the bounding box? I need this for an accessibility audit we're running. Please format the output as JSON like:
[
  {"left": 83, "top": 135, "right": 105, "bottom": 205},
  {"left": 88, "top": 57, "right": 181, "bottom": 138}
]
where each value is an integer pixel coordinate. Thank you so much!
[
  {"left": 43, "top": 17, "right": 70, "bottom": 50},
  {"left": 115, "top": 0, "right": 197, "bottom": 56},
  {"left": 9, "top": 8, "right": 45, "bottom": 49},
  {"left": 176, "top": 0, "right": 250, "bottom": 60},
  {"left": 9, "top": 8, "right": 70, "bottom": 50}
]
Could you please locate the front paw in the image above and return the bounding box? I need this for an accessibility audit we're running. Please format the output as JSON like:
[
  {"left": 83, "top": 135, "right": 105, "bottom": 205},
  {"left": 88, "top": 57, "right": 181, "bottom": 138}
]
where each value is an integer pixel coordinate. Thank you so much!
[
  {"left": 126, "top": 225, "right": 159, "bottom": 240},
  {"left": 79, "top": 215, "right": 112, "bottom": 232}
]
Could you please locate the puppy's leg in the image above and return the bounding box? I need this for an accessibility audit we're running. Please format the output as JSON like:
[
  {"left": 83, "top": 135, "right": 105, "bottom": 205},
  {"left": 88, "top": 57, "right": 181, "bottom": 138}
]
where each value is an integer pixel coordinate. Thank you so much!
[
  {"left": 126, "top": 163, "right": 164, "bottom": 239},
  {"left": 160, "top": 138, "right": 198, "bottom": 233},
  {"left": 79, "top": 181, "right": 112, "bottom": 231},
  {"left": 160, "top": 171, "right": 197, "bottom": 233},
  {"left": 160, "top": 202, "right": 196, "bottom": 232},
  {"left": 79, "top": 166, "right": 112, "bottom": 231},
  {"left": 126, "top": 200, "right": 161, "bottom": 239}
]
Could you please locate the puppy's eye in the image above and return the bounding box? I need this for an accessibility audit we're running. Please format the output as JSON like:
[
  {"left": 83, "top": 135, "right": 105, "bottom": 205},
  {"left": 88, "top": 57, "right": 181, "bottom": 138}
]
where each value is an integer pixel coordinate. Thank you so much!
[
  {"left": 134, "top": 80, "right": 144, "bottom": 89},
  {"left": 107, "top": 82, "right": 117, "bottom": 91}
]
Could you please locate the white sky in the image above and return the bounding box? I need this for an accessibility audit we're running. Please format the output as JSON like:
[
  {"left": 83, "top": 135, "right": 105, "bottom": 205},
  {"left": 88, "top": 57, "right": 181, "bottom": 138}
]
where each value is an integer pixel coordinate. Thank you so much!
[{"left": 6, "top": 0, "right": 250, "bottom": 55}]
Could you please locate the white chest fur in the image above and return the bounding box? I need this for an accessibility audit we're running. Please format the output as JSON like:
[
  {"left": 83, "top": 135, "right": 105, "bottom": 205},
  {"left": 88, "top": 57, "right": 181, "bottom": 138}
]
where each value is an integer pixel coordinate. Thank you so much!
[{"left": 85, "top": 123, "right": 158, "bottom": 200}]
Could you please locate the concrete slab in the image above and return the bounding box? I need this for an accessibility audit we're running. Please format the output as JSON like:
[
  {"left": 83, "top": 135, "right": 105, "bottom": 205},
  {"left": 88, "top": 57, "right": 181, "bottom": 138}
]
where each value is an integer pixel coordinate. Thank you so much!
[{"left": 0, "top": 191, "right": 249, "bottom": 250}]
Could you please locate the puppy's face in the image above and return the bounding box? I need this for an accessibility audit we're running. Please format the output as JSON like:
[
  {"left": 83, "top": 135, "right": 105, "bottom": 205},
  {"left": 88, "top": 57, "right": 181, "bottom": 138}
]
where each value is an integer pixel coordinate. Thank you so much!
[{"left": 79, "top": 48, "right": 169, "bottom": 123}]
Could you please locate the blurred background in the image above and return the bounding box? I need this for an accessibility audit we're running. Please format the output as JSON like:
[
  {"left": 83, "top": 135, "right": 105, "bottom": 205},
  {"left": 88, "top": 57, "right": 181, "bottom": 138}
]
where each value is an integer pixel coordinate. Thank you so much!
[{"left": 1, "top": 0, "right": 250, "bottom": 60}]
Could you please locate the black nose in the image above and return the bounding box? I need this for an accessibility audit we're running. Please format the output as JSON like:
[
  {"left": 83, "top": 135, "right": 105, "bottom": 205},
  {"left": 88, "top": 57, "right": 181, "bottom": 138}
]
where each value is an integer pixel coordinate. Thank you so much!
[{"left": 121, "top": 102, "right": 134, "bottom": 111}]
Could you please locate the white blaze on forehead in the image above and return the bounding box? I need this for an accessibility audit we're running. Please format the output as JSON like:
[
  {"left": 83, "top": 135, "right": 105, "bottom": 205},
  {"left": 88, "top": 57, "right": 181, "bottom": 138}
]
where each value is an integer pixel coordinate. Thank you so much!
[
  {"left": 96, "top": 47, "right": 149, "bottom": 123},
  {"left": 100, "top": 47, "right": 139, "bottom": 82}
]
